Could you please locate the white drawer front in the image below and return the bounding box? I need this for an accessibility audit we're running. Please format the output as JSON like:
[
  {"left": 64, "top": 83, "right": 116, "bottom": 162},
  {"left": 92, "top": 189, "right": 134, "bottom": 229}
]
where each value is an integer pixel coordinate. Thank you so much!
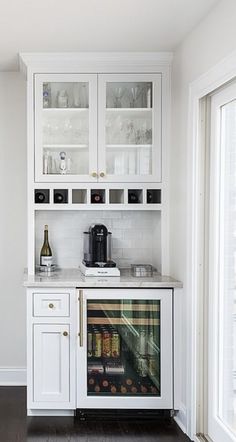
[{"left": 33, "top": 293, "right": 70, "bottom": 317}]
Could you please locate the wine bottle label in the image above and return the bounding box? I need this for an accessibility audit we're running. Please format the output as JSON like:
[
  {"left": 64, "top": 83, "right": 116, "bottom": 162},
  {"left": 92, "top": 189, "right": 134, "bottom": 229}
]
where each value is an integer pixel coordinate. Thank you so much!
[{"left": 40, "top": 256, "right": 53, "bottom": 266}]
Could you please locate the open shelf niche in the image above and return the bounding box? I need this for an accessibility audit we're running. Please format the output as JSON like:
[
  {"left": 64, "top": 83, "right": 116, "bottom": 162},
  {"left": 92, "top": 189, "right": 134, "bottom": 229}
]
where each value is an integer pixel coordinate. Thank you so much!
[{"left": 34, "top": 186, "right": 162, "bottom": 209}]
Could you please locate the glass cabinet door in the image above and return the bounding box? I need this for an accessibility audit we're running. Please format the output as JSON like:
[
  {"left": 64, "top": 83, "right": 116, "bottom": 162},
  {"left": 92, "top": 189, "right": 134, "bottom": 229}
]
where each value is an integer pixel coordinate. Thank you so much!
[
  {"left": 34, "top": 74, "right": 97, "bottom": 182},
  {"left": 98, "top": 74, "right": 162, "bottom": 182},
  {"left": 86, "top": 299, "right": 161, "bottom": 397}
]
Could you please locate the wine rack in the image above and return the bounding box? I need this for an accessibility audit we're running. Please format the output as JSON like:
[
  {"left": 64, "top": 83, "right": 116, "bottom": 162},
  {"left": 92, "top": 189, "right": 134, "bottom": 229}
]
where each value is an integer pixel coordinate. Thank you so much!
[{"left": 33, "top": 186, "right": 162, "bottom": 210}]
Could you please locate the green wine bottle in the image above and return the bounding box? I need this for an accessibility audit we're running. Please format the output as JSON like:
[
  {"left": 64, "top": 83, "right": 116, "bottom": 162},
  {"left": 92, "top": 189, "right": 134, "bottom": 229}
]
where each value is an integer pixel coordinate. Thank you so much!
[{"left": 40, "top": 225, "right": 52, "bottom": 266}]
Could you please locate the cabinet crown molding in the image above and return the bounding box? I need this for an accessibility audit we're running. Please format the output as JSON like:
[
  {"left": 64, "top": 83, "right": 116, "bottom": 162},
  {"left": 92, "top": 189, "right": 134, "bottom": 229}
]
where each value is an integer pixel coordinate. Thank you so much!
[{"left": 19, "top": 52, "right": 173, "bottom": 76}]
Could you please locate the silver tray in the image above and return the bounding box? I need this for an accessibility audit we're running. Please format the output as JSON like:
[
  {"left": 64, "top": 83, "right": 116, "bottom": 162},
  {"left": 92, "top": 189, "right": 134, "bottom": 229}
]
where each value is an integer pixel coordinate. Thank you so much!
[{"left": 131, "top": 264, "right": 154, "bottom": 277}]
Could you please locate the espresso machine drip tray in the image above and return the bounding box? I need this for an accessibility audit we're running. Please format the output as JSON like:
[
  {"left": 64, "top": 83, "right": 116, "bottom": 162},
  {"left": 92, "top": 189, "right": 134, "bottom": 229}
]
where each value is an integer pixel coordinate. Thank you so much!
[{"left": 80, "top": 262, "right": 120, "bottom": 277}]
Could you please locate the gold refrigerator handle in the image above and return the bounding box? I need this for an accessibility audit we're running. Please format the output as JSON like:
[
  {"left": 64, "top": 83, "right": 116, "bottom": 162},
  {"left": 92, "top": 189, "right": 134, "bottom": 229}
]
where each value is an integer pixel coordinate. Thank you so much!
[{"left": 78, "top": 289, "right": 84, "bottom": 347}]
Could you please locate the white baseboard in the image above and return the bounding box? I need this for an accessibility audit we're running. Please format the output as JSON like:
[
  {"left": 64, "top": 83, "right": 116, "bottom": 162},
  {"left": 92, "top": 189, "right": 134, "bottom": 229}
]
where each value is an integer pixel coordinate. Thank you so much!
[
  {"left": 174, "top": 403, "right": 187, "bottom": 435},
  {"left": 27, "top": 409, "right": 75, "bottom": 416},
  {"left": 0, "top": 367, "right": 27, "bottom": 386}
]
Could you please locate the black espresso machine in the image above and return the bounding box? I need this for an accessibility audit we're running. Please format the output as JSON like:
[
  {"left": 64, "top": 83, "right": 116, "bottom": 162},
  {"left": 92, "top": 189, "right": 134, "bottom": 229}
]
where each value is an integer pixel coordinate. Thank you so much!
[{"left": 80, "top": 224, "right": 120, "bottom": 276}]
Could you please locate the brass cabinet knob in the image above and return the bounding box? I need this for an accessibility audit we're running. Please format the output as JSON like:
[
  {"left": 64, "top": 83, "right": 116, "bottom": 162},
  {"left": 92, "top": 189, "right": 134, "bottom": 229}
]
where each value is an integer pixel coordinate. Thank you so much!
[
  {"left": 91, "top": 172, "right": 97, "bottom": 178},
  {"left": 48, "top": 303, "right": 54, "bottom": 309},
  {"left": 100, "top": 172, "right": 105, "bottom": 178},
  {"left": 63, "top": 331, "right": 68, "bottom": 337}
]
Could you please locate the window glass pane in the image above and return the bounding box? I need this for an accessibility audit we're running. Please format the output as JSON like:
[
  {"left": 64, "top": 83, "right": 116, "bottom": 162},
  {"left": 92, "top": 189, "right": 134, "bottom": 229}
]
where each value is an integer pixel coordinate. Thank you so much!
[{"left": 218, "top": 99, "right": 236, "bottom": 433}]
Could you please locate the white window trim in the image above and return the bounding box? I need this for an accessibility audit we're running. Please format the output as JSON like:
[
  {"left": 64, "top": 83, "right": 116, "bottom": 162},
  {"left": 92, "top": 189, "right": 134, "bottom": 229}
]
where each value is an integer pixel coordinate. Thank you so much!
[{"left": 186, "top": 50, "right": 236, "bottom": 440}]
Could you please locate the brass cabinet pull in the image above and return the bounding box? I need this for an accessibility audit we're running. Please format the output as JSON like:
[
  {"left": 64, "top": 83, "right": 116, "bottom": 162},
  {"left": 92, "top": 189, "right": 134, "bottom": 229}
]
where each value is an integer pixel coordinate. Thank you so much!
[
  {"left": 100, "top": 172, "right": 105, "bottom": 178},
  {"left": 91, "top": 172, "right": 97, "bottom": 178},
  {"left": 63, "top": 331, "right": 68, "bottom": 337},
  {"left": 49, "top": 303, "right": 54, "bottom": 309},
  {"left": 79, "top": 290, "right": 84, "bottom": 347}
]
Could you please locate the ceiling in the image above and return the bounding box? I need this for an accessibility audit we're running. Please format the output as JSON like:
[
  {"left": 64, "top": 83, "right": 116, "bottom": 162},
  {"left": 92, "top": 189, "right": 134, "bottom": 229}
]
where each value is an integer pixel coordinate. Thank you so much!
[{"left": 0, "top": 0, "right": 219, "bottom": 71}]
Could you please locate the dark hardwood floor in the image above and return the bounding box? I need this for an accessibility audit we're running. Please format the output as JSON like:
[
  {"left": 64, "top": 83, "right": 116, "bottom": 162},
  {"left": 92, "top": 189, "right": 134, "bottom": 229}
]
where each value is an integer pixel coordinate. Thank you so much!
[{"left": 0, "top": 387, "right": 190, "bottom": 442}]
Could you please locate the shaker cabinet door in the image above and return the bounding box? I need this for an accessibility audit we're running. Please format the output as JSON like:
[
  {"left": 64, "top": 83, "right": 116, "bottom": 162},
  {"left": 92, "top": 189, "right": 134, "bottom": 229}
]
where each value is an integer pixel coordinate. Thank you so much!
[{"left": 33, "top": 324, "right": 70, "bottom": 403}]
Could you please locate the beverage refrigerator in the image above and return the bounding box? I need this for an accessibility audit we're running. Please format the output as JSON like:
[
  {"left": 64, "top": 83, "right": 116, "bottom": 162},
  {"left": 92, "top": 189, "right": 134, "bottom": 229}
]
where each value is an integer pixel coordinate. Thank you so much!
[{"left": 76, "top": 289, "right": 173, "bottom": 409}]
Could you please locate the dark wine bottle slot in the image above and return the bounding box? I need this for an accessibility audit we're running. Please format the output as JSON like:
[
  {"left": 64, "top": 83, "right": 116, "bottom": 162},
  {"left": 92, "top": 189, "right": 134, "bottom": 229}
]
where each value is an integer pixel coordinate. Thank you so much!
[
  {"left": 110, "top": 385, "right": 117, "bottom": 394},
  {"left": 140, "top": 384, "right": 148, "bottom": 394},
  {"left": 91, "top": 193, "right": 103, "bottom": 204},
  {"left": 120, "top": 384, "right": 128, "bottom": 394},
  {"left": 131, "top": 385, "right": 138, "bottom": 394},
  {"left": 125, "top": 378, "right": 133, "bottom": 386},
  {"left": 88, "top": 377, "right": 95, "bottom": 386},
  {"left": 35, "top": 192, "right": 45, "bottom": 203},
  {"left": 54, "top": 192, "right": 64, "bottom": 203},
  {"left": 150, "top": 385, "right": 158, "bottom": 394},
  {"left": 102, "top": 379, "right": 109, "bottom": 388},
  {"left": 94, "top": 384, "right": 101, "bottom": 393},
  {"left": 128, "top": 192, "right": 139, "bottom": 204}
]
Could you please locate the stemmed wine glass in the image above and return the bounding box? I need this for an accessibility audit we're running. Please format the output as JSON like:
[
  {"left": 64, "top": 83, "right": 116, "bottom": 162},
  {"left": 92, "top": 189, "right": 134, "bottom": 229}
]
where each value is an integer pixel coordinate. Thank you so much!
[
  {"left": 112, "top": 86, "right": 126, "bottom": 108},
  {"left": 130, "top": 85, "right": 142, "bottom": 108}
]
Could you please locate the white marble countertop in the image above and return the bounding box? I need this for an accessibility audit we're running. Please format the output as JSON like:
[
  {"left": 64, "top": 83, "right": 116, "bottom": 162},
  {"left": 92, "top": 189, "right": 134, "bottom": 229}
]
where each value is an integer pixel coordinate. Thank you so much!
[{"left": 23, "top": 268, "right": 183, "bottom": 288}]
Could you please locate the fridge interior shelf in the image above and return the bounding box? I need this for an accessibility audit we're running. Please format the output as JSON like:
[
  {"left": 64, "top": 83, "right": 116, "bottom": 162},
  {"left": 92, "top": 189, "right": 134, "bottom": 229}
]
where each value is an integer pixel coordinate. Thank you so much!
[
  {"left": 87, "top": 318, "right": 160, "bottom": 326},
  {"left": 87, "top": 303, "right": 160, "bottom": 312}
]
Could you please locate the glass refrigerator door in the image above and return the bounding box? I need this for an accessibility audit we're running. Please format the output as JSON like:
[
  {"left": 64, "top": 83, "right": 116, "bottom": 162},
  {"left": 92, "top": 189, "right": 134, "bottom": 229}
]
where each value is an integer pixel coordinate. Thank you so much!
[
  {"left": 86, "top": 299, "right": 160, "bottom": 397},
  {"left": 35, "top": 74, "right": 97, "bottom": 182}
]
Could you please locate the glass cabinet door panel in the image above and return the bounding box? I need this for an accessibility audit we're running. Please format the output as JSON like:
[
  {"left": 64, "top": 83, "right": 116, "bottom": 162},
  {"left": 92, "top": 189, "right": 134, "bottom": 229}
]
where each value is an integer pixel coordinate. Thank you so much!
[
  {"left": 35, "top": 75, "right": 97, "bottom": 182},
  {"left": 99, "top": 74, "right": 161, "bottom": 182},
  {"left": 86, "top": 299, "right": 160, "bottom": 397},
  {"left": 106, "top": 82, "right": 152, "bottom": 109}
]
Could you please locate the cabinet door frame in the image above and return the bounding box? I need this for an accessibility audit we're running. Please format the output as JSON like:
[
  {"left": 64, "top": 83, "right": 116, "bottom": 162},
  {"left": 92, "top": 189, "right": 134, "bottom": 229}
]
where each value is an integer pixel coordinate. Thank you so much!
[
  {"left": 77, "top": 288, "right": 173, "bottom": 409},
  {"left": 27, "top": 288, "right": 76, "bottom": 411},
  {"left": 34, "top": 73, "right": 98, "bottom": 183},
  {"left": 33, "top": 323, "right": 70, "bottom": 404},
  {"left": 98, "top": 73, "right": 162, "bottom": 183}
]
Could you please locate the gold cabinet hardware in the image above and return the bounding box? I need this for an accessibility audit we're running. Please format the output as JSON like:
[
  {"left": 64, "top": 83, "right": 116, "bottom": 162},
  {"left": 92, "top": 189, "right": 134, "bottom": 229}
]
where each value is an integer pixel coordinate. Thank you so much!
[
  {"left": 99, "top": 172, "right": 105, "bottom": 178},
  {"left": 79, "top": 290, "right": 84, "bottom": 347},
  {"left": 48, "top": 303, "right": 54, "bottom": 309},
  {"left": 63, "top": 331, "right": 68, "bottom": 337},
  {"left": 91, "top": 172, "right": 97, "bottom": 178}
]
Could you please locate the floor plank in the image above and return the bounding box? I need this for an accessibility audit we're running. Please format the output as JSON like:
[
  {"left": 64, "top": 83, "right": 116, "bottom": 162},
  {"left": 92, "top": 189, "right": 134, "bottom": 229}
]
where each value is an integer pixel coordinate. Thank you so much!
[{"left": 0, "top": 387, "right": 190, "bottom": 442}]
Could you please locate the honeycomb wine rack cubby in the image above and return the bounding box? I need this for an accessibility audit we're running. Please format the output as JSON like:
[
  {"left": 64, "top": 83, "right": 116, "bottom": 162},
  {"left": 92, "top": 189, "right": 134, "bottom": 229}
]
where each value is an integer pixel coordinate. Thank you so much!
[{"left": 34, "top": 185, "right": 162, "bottom": 210}]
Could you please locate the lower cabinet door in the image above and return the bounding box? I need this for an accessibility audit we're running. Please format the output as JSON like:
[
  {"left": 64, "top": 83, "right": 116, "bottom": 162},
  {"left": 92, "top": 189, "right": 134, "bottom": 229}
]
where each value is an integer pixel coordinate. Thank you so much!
[{"left": 33, "top": 324, "right": 70, "bottom": 403}]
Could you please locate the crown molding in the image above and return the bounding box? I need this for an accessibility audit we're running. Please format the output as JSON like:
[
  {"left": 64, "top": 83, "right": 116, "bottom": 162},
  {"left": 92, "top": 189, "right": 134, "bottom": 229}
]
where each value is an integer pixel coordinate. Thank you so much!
[{"left": 19, "top": 52, "right": 173, "bottom": 76}]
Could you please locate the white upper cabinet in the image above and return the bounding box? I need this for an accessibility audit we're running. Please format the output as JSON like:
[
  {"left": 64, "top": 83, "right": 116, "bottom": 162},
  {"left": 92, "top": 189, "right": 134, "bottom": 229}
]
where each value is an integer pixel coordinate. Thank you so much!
[
  {"left": 35, "top": 74, "right": 97, "bottom": 182},
  {"left": 34, "top": 72, "right": 162, "bottom": 183},
  {"left": 98, "top": 74, "right": 161, "bottom": 183}
]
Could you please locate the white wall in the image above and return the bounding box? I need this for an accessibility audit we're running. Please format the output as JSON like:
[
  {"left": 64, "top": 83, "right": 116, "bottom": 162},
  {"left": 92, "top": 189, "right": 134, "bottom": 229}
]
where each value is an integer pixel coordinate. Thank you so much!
[
  {"left": 35, "top": 211, "right": 161, "bottom": 270},
  {"left": 170, "top": 0, "right": 236, "bottom": 432},
  {"left": 0, "top": 73, "right": 27, "bottom": 370}
]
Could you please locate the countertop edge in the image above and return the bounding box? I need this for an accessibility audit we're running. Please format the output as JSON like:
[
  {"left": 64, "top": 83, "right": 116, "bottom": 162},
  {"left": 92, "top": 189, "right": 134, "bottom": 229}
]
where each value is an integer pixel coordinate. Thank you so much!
[{"left": 23, "top": 269, "right": 183, "bottom": 289}]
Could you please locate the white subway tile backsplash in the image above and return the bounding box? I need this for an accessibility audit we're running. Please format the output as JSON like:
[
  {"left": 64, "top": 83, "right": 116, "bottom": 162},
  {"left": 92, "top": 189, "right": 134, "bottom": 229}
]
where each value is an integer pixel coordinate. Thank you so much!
[{"left": 35, "top": 210, "right": 161, "bottom": 270}]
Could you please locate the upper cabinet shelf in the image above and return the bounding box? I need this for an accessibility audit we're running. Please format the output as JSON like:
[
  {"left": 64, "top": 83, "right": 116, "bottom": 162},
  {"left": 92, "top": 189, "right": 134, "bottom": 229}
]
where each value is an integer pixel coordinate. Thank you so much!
[
  {"left": 34, "top": 73, "right": 162, "bottom": 183},
  {"left": 42, "top": 108, "right": 89, "bottom": 113}
]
